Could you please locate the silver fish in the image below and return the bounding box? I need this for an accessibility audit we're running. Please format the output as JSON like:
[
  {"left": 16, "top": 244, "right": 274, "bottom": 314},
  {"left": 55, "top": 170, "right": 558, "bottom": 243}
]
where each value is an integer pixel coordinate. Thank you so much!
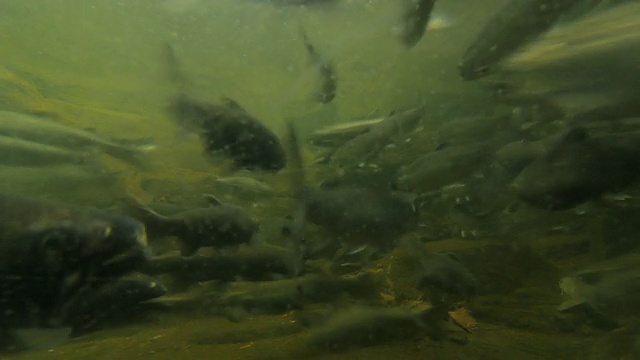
[
  {"left": 330, "top": 106, "right": 424, "bottom": 168},
  {"left": 0, "top": 135, "right": 95, "bottom": 167},
  {"left": 398, "top": 0, "right": 437, "bottom": 48},
  {"left": 0, "top": 111, "right": 151, "bottom": 166},
  {"left": 485, "top": 2, "right": 640, "bottom": 114},
  {"left": 459, "top": 0, "right": 603, "bottom": 81}
]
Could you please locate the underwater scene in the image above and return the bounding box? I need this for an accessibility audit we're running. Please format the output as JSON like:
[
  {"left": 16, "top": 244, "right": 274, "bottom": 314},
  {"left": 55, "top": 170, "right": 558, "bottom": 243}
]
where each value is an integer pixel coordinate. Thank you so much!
[{"left": 1, "top": 0, "right": 640, "bottom": 358}]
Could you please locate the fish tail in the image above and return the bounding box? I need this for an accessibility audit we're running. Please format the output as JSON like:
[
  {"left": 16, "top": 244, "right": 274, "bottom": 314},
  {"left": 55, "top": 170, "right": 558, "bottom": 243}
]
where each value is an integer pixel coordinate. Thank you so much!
[{"left": 164, "top": 42, "right": 190, "bottom": 94}]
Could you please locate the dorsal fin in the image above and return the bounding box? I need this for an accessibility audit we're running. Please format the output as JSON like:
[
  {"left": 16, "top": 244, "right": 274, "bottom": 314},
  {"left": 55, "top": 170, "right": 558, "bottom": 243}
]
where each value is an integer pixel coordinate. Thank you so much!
[{"left": 203, "top": 193, "right": 223, "bottom": 207}]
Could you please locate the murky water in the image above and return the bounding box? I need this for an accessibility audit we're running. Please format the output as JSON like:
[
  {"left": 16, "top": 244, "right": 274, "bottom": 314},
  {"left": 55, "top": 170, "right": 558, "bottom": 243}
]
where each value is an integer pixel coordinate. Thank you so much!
[{"left": 1, "top": 0, "right": 640, "bottom": 359}]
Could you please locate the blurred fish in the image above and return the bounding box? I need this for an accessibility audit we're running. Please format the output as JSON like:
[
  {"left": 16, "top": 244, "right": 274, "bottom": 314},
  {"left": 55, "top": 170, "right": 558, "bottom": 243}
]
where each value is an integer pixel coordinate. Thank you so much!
[
  {"left": 483, "top": 2, "right": 640, "bottom": 115},
  {"left": 300, "top": 28, "right": 337, "bottom": 104},
  {"left": 330, "top": 106, "right": 424, "bottom": 168},
  {"left": 458, "top": 0, "right": 603, "bottom": 81},
  {"left": 306, "top": 117, "right": 385, "bottom": 147},
  {"left": 396, "top": 143, "right": 491, "bottom": 193},
  {"left": 558, "top": 254, "right": 640, "bottom": 327},
  {"left": 0, "top": 110, "right": 153, "bottom": 167},
  {"left": 513, "top": 127, "right": 640, "bottom": 210},
  {"left": 142, "top": 245, "right": 301, "bottom": 282},
  {"left": 397, "top": 0, "right": 437, "bottom": 48},
  {"left": 165, "top": 44, "right": 287, "bottom": 171},
  {"left": 307, "top": 305, "right": 448, "bottom": 351},
  {"left": 253, "top": 0, "right": 336, "bottom": 6},
  {"left": 283, "top": 122, "right": 307, "bottom": 277},
  {"left": 214, "top": 175, "right": 275, "bottom": 197},
  {"left": 400, "top": 237, "right": 477, "bottom": 302},
  {"left": 124, "top": 193, "right": 258, "bottom": 256},
  {"left": 65, "top": 273, "right": 166, "bottom": 335},
  {"left": 0, "top": 194, "right": 150, "bottom": 336},
  {"left": 0, "top": 135, "right": 96, "bottom": 168},
  {"left": 304, "top": 186, "right": 418, "bottom": 249}
]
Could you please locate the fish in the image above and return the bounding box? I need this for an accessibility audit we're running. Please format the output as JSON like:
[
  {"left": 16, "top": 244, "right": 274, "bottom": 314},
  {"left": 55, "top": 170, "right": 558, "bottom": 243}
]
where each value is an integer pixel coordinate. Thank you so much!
[
  {"left": 304, "top": 186, "right": 418, "bottom": 250},
  {"left": 458, "top": 0, "right": 603, "bottom": 81},
  {"left": 397, "top": 0, "right": 437, "bottom": 48},
  {"left": 396, "top": 143, "right": 491, "bottom": 193},
  {"left": 481, "top": 2, "right": 640, "bottom": 115},
  {"left": 300, "top": 28, "right": 337, "bottom": 104},
  {"left": 218, "top": 273, "right": 378, "bottom": 321},
  {"left": 306, "top": 117, "right": 386, "bottom": 147},
  {"left": 255, "top": 0, "right": 337, "bottom": 6},
  {"left": 283, "top": 122, "right": 307, "bottom": 277},
  {"left": 165, "top": 44, "right": 287, "bottom": 171},
  {"left": 513, "top": 127, "right": 640, "bottom": 210},
  {"left": 558, "top": 253, "right": 640, "bottom": 328},
  {"left": 172, "top": 96, "right": 287, "bottom": 171},
  {"left": 142, "top": 246, "right": 301, "bottom": 282},
  {"left": 64, "top": 273, "right": 166, "bottom": 335},
  {"left": 400, "top": 237, "right": 477, "bottom": 302},
  {"left": 124, "top": 194, "right": 258, "bottom": 256},
  {"left": 0, "top": 135, "right": 96, "bottom": 168},
  {"left": 330, "top": 106, "right": 424, "bottom": 168},
  {"left": 0, "top": 110, "right": 152, "bottom": 167},
  {"left": 213, "top": 175, "right": 276, "bottom": 197},
  {"left": 307, "top": 305, "right": 448, "bottom": 351},
  {"left": 495, "top": 133, "right": 564, "bottom": 174},
  {"left": 0, "top": 194, "right": 150, "bottom": 338}
]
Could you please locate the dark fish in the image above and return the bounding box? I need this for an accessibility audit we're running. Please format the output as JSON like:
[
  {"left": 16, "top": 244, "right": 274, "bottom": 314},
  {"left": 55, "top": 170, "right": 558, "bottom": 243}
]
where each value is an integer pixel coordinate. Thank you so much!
[
  {"left": 307, "top": 305, "right": 448, "bottom": 351},
  {"left": 170, "top": 95, "right": 287, "bottom": 172},
  {"left": 398, "top": 0, "right": 437, "bottom": 48},
  {"left": 0, "top": 194, "right": 149, "bottom": 333},
  {"left": 304, "top": 186, "right": 418, "bottom": 249},
  {"left": 400, "top": 237, "right": 477, "bottom": 302},
  {"left": 213, "top": 273, "right": 377, "bottom": 321},
  {"left": 142, "top": 246, "right": 300, "bottom": 282},
  {"left": 458, "top": 0, "right": 603, "bottom": 81},
  {"left": 125, "top": 194, "right": 258, "bottom": 256},
  {"left": 513, "top": 127, "right": 640, "bottom": 210},
  {"left": 283, "top": 122, "right": 307, "bottom": 277},
  {"left": 301, "top": 28, "right": 337, "bottom": 104},
  {"left": 165, "top": 44, "right": 287, "bottom": 171},
  {"left": 64, "top": 273, "right": 166, "bottom": 335}
]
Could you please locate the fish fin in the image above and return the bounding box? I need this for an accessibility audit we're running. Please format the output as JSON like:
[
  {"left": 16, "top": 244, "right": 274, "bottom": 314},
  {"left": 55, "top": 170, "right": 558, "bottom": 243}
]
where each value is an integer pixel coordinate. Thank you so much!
[
  {"left": 164, "top": 42, "right": 190, "bottom": 93},
  {"left": 203, "top": 193, "right": 223, "bottom": 206},
  {"left": 557, "top": 299, "right": 587, "bottom": 312},
  {"left": 220, "top": 97, "right": 247, "bottom": 113}
]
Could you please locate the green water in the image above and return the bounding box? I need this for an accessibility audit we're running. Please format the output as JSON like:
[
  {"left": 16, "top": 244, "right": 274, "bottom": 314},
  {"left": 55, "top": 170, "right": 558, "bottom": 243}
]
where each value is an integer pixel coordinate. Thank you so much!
[{"left": 1, "top": 1, "right": 636, "bottom": 359}]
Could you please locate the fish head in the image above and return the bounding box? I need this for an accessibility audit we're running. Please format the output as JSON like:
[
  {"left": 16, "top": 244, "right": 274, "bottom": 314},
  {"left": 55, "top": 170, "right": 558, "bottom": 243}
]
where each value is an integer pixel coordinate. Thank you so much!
[
  {"left": 458, "top": 61, "right": 492, "bottom": 81},
  {"left": 28, "top": 214, "right": 150, "bottom": 278}
]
